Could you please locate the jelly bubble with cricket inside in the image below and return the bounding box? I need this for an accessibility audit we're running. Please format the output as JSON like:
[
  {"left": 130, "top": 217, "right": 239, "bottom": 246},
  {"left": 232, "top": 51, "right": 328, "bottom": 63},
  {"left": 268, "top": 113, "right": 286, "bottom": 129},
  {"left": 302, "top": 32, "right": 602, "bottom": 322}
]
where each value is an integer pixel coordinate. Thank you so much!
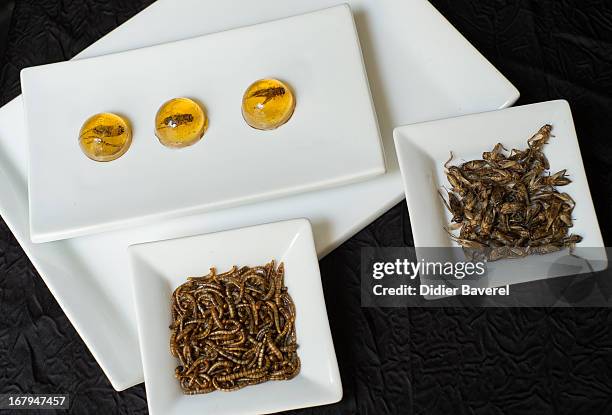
[
  {"left": 155, "top": 97, "right": 208, "bottom": 148},
  {"left": 78, "top": 112, "right": 132, "bottom": 162},
  {"left": 241, "top": 79, "right": 296, "bottom": 130}
]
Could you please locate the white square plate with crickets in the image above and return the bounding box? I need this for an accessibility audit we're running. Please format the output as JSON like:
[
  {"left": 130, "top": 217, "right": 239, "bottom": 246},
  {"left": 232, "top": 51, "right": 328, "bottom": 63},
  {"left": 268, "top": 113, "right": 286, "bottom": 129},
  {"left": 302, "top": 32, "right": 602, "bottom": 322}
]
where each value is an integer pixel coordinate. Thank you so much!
[{"left": 394, "top": 100, "right": 607, "bottom": 292}]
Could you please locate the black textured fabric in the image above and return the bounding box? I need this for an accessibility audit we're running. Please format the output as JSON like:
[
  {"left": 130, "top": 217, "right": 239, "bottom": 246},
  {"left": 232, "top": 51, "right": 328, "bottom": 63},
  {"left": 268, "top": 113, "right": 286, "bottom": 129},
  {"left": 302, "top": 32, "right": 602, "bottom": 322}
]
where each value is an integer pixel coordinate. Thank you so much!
[
  {"left": 0, "top": 0, "right": 14, "bottom": 62},
  {"left": 1, "top": 1, "right": 611, "bottom": 414}
]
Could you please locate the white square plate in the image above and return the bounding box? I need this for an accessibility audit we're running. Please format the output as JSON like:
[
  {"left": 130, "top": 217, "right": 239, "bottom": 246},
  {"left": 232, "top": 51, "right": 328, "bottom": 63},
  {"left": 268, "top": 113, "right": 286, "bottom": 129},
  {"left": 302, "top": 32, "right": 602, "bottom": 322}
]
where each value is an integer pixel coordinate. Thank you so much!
[
  {"left": 21, "top": 5, "right": 384, "bottom": 243},
  {"left": 0, "top": 0, "right": 517, "bottom": 389},
  {"left": 394, "top": 100, "right": 607, "bottom": 289},
  {"left": 129, "top": 219, "right": 341, "bottom": 415}
]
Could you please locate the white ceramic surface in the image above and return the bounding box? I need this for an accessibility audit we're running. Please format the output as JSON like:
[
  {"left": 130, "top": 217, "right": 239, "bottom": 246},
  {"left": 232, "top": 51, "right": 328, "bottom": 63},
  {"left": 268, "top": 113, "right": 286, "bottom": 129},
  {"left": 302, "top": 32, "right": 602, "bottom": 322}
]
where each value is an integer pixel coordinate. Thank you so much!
[
  {"left": 394, "top": 100, "right": 607, "bottom": 290},
  {"left": 22, "top": 5, "right": 384, "bottom": 243},
  {"left": 0, "top": 0, "right": 518, "bottom": 390},
  {"left": 129, "top": 219, "right": 341, "bottom": 415}
]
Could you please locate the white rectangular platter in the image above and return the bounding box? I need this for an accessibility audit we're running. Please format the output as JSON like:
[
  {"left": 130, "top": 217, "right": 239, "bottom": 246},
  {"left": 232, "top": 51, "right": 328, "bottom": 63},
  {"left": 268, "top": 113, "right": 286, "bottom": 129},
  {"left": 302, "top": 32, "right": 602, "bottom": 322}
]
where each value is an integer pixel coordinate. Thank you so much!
[
  {"left": 21, "top": 5, "right": 384, "bottom": 243},
  {"left": 0, "top": 0, "right": 518, "bottom": 390}
]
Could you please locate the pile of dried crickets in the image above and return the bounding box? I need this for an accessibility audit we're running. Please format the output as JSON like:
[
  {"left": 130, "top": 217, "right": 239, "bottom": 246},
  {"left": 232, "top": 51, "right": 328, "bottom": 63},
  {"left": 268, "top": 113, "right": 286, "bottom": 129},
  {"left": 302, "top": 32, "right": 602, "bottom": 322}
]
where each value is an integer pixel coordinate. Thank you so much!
[
  {"left": 170, "top": 261, "right": 300, "bottom": 394},
  {"left": 441, "top": 124, "right": 582, "bottom": 261}
]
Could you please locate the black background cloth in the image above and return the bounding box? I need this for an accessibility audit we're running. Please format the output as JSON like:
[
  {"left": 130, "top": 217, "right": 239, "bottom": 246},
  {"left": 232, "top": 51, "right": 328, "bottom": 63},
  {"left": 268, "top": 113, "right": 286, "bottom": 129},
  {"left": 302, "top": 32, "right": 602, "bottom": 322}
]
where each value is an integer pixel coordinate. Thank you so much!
[{"left": 1, "top": 0, "right": 612, "bottom": 414}]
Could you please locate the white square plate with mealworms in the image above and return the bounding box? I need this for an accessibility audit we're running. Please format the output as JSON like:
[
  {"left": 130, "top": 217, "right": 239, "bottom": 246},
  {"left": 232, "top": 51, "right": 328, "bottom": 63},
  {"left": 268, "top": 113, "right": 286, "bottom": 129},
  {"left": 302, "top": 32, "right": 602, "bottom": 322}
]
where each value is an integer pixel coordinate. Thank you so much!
[
  {"left": 21, "top": 4, "right": 386, "bottom": 243},
  {"left": 394, "top": 100, "right": 607, "bottom": 293},
  {"left": 0, "top": 0, "right": 517, "bottom": 389},
  {"left": 128, "top": 219, "right": 341, "bottom": 415}
]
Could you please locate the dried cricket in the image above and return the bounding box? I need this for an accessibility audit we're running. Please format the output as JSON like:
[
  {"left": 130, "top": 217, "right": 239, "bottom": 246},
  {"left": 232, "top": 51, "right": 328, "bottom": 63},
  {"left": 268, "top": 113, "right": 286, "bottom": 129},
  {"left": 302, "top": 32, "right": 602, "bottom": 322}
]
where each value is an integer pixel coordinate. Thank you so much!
[
  {"left": 80, "top": 124, "right": 125, "bottom": 147},
  {"left": 441, "top": 124, "right": 582, "bottom": 261},
  {"left": 170, "top": 261, "right": 300, "bottom": 394},
  {"left": 161, "top": 113, "right": 195, "bottom": 129},
  {"left": 249, "top": 86, "right": 286, "bottom": 104}
]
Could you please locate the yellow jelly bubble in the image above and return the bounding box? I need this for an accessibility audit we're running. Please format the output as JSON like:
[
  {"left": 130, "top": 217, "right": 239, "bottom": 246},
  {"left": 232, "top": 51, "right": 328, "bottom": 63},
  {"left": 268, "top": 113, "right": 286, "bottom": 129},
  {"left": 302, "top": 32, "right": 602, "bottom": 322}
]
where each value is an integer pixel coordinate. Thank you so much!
[
  {"left": 241, "top": 79, "right": 295, "bottom": 130},
  {"left": 79, "top": 113, "right": 132, "bottom": 162},
  {"left": 155, "top": 97, "right": 208, "bottom": 148}
]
